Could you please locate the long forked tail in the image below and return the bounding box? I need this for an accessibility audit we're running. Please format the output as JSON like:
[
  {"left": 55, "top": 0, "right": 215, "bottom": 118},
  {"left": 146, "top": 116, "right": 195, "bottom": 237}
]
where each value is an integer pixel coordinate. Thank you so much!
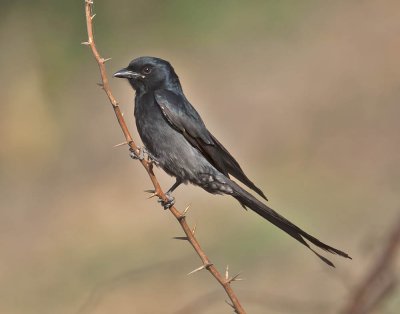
[{"left": 228, "top": 180, "right": 351, "bottom": 267}]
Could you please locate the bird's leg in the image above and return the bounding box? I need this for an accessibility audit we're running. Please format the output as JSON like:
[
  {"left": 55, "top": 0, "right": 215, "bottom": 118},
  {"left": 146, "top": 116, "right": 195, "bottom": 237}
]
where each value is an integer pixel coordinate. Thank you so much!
[
  {"left": 129, "top": 146, "right": 159, "bottom": 166},
  {"left": 166, "top": 179, "right": 182, "bottom": 195},
  {"left": 158, "top": 179, "right": 182, "bottom": 209}
]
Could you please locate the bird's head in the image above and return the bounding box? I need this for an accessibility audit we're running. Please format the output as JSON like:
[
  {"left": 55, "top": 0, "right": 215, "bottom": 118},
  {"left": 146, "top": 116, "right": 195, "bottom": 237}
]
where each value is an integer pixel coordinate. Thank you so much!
[{"left": 113, "top": 56, "right": 180, "bottom": 93}]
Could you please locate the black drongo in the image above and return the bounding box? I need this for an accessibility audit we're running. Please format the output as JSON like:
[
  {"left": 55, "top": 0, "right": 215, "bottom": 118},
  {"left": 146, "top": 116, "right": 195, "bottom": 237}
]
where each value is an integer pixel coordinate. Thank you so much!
[{"left": 114, "top": 56, "right": 350, "bottom": 266}]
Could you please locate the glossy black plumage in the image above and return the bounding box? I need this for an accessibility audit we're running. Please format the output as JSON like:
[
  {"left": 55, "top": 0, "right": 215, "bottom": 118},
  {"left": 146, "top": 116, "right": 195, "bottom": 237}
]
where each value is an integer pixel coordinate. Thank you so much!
[
  {"left": 154, "top": 88, "right": 267, "bottom": 200},
  {"left": 114, "top": 56, "right": 351, "bottom": 266}
]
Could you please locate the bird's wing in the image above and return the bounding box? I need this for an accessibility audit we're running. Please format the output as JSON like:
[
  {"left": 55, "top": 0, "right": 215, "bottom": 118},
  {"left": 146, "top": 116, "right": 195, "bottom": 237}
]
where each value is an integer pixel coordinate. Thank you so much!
[{"left": 154, "top": 89, "right": 267, "bottom": 200}]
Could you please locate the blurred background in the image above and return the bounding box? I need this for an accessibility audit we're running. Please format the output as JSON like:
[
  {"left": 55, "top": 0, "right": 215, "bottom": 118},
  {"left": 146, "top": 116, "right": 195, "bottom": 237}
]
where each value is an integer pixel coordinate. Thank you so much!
[{"left": 1, "top": 0, "right": 399, "bottom": 313}]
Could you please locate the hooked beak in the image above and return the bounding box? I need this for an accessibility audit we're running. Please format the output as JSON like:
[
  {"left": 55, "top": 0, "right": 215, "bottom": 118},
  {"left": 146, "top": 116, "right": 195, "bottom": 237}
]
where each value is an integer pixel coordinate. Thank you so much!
[{"left": 113, "top": 68, "right": 143, "bottom": 79}]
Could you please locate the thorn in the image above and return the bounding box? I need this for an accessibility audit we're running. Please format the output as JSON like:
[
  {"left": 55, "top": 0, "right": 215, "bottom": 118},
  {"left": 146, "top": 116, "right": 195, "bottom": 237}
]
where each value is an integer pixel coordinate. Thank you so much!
[
  {"left": 100, "top": 57, "right": 112, "bottom": 63},
  {"left": 225, "top": 300, "right": 235, "bottom": 310},
  {"left": 227, "top": 272, "right": 243, "bottom": 284},
  {"left": 96, "top": 82, "right": 104, "bottom": 89},
  {"left": 187, "top": 263, "right": 212, "bottom": 276},
  {"left": 90, "top": 13, "right": 96, "bottom": 20},
  {"left": 172, "top": 236, "right": 189, "bottom": 241},
  {"left": 121, "top": 112, "right": 124, "bottom": 117},
  {"left": 113, "top": 141, "right": 128, "bottom": 148},
  {"left": 81, "top": 41, "right": 90, "bottom": 45},
  {"left": 144, "top": 189, "right": 155, "bottom": 194},
  {"left": 182, "top": 204, "right": 191, "bottom": 216},
  {"left": 147, "top": 193, "right": 158, "bottom": 199},
  {"left": 225, "top": 300, "right": 239, "bottom": 313},
  {"left": 225, "top": 265, "right": 229, "bottom": 281},
  {"left": 191, "top": 223, "right": 197, "bottom": 235},
  {"left": 178, "top": 205, "right": 191, "bottom": 220},
  {"left": 187, "top": 265, "right": 205, "bottom": 275}
]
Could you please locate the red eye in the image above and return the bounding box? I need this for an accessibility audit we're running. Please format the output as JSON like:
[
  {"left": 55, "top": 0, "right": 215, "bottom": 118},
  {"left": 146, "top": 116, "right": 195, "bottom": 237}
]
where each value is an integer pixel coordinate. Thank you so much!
[{"left": 142, "top": 66, "right": 152, "bottom": 75}]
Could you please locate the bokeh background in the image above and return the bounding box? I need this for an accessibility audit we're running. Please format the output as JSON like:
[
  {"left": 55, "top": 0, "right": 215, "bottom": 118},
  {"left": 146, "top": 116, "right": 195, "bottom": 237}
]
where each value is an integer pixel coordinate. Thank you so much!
[{"left": 1, "top": 1, "right": 399, "bottom": 313}]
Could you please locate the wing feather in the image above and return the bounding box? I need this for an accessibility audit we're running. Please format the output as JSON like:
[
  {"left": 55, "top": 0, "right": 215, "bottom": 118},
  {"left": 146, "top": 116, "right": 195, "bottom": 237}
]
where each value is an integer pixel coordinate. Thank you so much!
[{"left": 154, "top": 89, "right": 267, "bottom": 200}]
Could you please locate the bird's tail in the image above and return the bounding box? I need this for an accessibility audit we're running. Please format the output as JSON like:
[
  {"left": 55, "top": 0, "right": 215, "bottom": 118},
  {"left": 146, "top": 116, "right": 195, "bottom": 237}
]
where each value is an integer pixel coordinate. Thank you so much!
[{"left": 227, "top": 180, "right": 351, "bottom": 267}]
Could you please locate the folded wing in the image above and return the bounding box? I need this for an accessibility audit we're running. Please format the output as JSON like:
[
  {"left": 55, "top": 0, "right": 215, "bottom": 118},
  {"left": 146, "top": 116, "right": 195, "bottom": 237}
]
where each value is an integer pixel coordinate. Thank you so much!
[{"left": 154, "top": 89, "right": 267, "bottom": 200}]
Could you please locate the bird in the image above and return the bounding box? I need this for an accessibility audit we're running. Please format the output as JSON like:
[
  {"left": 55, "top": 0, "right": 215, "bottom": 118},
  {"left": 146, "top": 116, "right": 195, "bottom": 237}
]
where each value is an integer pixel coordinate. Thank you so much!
[{"left": 113, "top": 56, "right": 351, "bottom": 267}]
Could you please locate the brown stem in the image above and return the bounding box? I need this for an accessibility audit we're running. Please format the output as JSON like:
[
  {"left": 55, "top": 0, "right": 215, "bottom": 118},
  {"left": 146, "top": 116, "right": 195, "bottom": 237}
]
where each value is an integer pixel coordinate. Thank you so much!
[
  {"left": 342, "top": 214, "right": 400, "bottom": 314},
  {"left": 83, "top": 1, "right": 246, "bottom": 313}
]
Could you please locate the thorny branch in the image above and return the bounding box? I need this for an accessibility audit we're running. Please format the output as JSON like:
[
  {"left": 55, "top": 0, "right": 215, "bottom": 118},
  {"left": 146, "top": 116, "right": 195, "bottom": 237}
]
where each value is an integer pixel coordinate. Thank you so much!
[{"left": 83, "top": 1, "right": 246, "bottom": 313}]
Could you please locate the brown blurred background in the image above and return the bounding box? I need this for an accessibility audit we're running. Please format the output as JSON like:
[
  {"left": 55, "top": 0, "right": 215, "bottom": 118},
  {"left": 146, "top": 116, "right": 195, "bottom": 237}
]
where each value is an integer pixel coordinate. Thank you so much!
[{"left": 0, "top": 1, "right": 399, "bottom": 313}]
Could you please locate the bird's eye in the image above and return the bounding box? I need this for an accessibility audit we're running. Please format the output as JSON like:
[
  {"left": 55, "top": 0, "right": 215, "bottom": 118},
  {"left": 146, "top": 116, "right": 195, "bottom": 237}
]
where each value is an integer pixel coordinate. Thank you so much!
[{"left": 141, "top": 66, "right": 152, "bottom": 75}]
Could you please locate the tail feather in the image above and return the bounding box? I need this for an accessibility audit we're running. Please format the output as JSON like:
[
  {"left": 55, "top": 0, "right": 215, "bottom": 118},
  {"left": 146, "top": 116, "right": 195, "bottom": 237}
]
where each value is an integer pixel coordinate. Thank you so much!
[{"left": 228, "top": 180, "right": 351, "bottom": 267}]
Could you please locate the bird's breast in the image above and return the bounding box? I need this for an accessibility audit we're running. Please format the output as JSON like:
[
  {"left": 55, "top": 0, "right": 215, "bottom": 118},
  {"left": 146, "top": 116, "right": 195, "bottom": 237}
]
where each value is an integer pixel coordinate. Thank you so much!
[{"left": 133, "top": 93, "right": 217, "bottom": 183}]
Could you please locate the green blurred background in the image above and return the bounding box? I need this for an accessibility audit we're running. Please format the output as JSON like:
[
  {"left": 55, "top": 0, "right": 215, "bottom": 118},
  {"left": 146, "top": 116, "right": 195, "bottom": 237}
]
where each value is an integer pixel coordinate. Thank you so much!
[{"left": 1, "top": 0, "right": 399, "bottom": 313}]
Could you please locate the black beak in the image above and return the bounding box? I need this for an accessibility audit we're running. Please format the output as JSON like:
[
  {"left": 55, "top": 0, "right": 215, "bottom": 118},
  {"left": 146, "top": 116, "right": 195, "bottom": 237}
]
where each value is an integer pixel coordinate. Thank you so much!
[{"left": 113, "top": 68, "right": 143, "bottom": 79}]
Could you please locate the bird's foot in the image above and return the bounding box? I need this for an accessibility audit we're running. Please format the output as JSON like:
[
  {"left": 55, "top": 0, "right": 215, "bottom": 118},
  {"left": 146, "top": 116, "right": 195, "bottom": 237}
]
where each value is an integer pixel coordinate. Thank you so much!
[
  {"left": 129, "top": 147, "right": 145, "bottom": 161},
  {"left": 144, "top": 189, "right": 174, "bottom": 209},
  {"left": 130, "top": 146, "right": 159, "bottom": 165},
  {"left": 158, "top": 193, "right": 175, "bottom": 209}
]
